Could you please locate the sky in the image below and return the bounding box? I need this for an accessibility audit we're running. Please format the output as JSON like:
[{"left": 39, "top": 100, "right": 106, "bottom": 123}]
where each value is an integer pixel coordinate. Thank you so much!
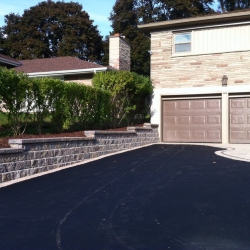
[{"left": 0, "top": 0, "right": 116, "bottom": 37}]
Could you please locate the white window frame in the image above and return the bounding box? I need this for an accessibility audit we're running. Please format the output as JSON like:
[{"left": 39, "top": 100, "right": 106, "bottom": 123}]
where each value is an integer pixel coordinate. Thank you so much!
[{"left": 173, "top": 32, "right": 192, "bottom": 55}]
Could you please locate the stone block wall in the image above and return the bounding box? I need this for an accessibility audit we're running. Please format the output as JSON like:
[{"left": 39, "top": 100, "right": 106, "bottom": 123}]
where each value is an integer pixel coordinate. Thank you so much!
[
  {"left": 0, "top": 124, "right": 159, "bottom": 183},
  {"left": 151, "top": 31, "right": 250, "bottom": 89}
]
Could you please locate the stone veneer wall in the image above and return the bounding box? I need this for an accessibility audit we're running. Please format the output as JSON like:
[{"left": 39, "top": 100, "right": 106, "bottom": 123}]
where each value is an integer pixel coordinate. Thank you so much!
[
  {"left": 151, "top": 31, "right": 250, "bottom": 88},
  {"left": 0, "top": 124, "right": 159, "bottom": 183},
  {"left": 109, "top": 34, "right": 131, "bottom": 71}
]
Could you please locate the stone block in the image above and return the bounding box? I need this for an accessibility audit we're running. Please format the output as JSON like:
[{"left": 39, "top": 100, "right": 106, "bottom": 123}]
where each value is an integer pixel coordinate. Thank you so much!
[
  {"left": 31, "top": 159, "right": 39, "bottom": 168},
  {"left": 57, "top": 156, "right": 66, "bottom": 164},
  {"left": 15, "top": 161, "right": 29, "bottom": 171},
  {"left": 2, "top": 172, "right": 14, "bottom": 182}
]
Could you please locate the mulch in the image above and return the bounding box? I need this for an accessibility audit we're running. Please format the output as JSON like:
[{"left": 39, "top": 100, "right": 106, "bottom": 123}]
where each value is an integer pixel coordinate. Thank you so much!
[{"left": 0, "top": 124, "right": 143, "bottom": 149}]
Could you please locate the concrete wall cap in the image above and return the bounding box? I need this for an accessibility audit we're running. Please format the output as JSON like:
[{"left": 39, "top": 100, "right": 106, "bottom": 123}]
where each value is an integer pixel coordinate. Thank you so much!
[
  {"left": 0, "top": 148, "right": 24, "bottom": 155},
  {"left": 9, "top": 137, "right": 94, "bottom": 145}
]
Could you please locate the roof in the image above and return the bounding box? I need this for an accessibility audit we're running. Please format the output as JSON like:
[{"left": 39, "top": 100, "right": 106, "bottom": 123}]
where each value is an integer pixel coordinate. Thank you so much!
[
  {"left": 138, "top": 10, "right": 250, "bottom": 33},
  {"left": 0, "top": 54, "right": 21, "bottom": 67},
  {"left": 15, "top": 56, "right": 105, "bottom": 73}
]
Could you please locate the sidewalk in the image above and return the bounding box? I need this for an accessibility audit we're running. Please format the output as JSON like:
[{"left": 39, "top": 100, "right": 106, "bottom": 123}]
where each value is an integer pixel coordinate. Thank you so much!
[
  {"left": 214, "top": 144, "right": 250, "bottom": 163},
  {"left": 162, "top": 142, "right": 250, "bottom": 163}
]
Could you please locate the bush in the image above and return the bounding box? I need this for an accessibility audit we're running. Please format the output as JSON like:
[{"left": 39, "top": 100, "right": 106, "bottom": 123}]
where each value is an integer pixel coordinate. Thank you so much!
[
  {"left": 0, "top": 68, "right": 112, "bottom": 135},
  {"left": 62, "top": 82, "right": 111, "bottom": 131},
  {"left": 92, "top": 70, "right": 153, "bottom": 128},
  {"left": 0, "top": 67, "right": 31, "bottom": 135},
  {"left": 0, "top": 67, "right": 151, "bottom": 135},
  {"left": 29, "top": 78, "right": 59, "bottom": 134}
]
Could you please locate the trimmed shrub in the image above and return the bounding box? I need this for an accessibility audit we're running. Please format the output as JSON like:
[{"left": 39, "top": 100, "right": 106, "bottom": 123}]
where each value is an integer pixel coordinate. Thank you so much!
[
  {"left": 0, "top": 67, "right": 31, "bottom": 135},
  {"left": 0, "top": 68, "right": 112, "bottom": 135},
  {"left": 92, "top": 70, "right": 153, "bottom": 128}
]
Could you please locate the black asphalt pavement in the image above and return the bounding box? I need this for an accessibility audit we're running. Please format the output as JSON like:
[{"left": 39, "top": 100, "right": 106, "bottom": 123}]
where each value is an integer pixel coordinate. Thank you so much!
[{"left": 1, "top": 144, "right": 250, "bottom": 250}]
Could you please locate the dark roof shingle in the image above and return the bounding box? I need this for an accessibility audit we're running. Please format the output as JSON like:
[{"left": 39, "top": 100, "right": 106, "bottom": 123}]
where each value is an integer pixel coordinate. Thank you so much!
[{"left": 15, "top": 56, "right": 104, "bottom": 73}]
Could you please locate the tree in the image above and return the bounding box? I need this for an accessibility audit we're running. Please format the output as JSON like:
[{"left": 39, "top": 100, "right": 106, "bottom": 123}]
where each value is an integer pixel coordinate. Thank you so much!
[
  {"left": 109, "top": 0, "right": 215, "bottom": 76},
  {"left": 0, "top": 1, "right": 104, "bottom": 62},
  {"left": 217, "top": 0, "right": 250, "bottom": 12}
]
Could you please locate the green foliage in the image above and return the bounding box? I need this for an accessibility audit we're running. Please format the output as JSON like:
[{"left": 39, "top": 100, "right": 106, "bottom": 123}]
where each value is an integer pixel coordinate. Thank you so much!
[
  {"left": 217, "top": 0, "right": 250, "bottom": 12},
  {"left": 0, "top": 112, "right": 8, "bottom": 126},
  {"left": 0, "top": 67, "right": 31, "bottom": 135},
  {"left": 0, "top": 68, "right": 112, "bottom": 135},
  {"left": 0, "top": 1, "right": 103, "bottom": 62},
  {"left": 92, "top": 70, "right": 153, "bottom": 128},
  {"left": 62, "top": 82, "right": 111, "bottom": 131},
  {"left": 29, "top": 78, "right": 64, "bottom": 134}
]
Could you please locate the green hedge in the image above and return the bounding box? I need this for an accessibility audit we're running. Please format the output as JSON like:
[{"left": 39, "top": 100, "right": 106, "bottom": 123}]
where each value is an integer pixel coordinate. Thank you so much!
[
  {"left": 0, "top": 68, "right": 31, "bottom": 135},
  {"left": 0, "top": 67, "right": 152, "bottom": 135},
  {"left": 0, "top": 67, "right": 111, "bottom": 135},
  {"left": 92, "top": 70, "right": 153, "bottom": 128}
]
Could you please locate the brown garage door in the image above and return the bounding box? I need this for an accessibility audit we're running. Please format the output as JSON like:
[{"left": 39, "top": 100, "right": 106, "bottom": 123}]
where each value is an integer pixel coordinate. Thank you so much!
[
  {"left": 162, "top": 98, "right": 222, "bottom": 143},
  {"left": 230, "top": 97, "right": 250, "bottom": 143}
]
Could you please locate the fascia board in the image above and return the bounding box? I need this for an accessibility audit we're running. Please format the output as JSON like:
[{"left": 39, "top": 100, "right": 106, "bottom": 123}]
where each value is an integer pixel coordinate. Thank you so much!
[
  {"left": 0, "top": 58, "right": 21, "bottom": 67},
  {"left": 138, "top": 11, "right": 250, "bottom": 32},
  {"left": 27, "top": 67, "right": 108, "bottom": 78}
]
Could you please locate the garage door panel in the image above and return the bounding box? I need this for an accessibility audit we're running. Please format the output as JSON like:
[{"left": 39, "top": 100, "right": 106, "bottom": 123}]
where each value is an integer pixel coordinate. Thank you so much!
[
  {"left": 231, "top": 99, "right": 245, "bottom": 108},
  {"left": 179, "top": 116, "right": 191, "bottom": 124},
  {"left": 207, "top": 99, "right": 221, "bottom": 108},
  {"left": 178, "top": 131, "right": 191, "bottom": 139},
  {"left": 208, "top": 115, "right": 220, "bottom": 124},
  {"left": 163, "top": 98, "right": 222, "bottom": 143},
  {"left": 231, "top": 131, "right": 246, "bottom": 140},
  {"left": 231, "top": 115, "right": 244, "bottom": 124},
  {"left": 164, "top": 116, "right": 177, "bottom": 124},
  {"left": 179, "top": 101, "right": 191, "bottom": 109},
  {"left": 165, "top": 130, "right": 177, "bottom": 140},
  {"left": 193, "top": 100, "right": 206, "bottom": 109},
  {"left": 193, "top": 116, "right": 206, "bottom": 124},
  {"left": 207, "top": 131, "right": 221, "bottom": 139},
  {"left": 164, "top": 102, "right": 177, "bottom": 109},
  {"left": 230, "top": 98, "right": 250, "bottom": 143},
  {"left": 193, "top": 131, "right": 206, "bottom": 139}
]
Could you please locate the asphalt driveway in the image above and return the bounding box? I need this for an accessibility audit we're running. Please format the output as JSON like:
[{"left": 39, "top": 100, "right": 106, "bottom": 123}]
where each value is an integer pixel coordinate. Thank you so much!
[{"left": 1, "top": 144, "right": 250, "bottom": 250}]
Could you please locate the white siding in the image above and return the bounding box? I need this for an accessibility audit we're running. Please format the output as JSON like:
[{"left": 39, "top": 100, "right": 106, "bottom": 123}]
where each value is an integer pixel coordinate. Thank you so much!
[{"left": 192, "top": 25, "right": 250, "bottom": 54}]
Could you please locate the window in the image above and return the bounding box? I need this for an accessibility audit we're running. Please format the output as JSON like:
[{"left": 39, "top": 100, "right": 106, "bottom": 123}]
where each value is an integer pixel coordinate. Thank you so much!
[{"left": 174, "top": 33, "right": 191, "bottom": 53}]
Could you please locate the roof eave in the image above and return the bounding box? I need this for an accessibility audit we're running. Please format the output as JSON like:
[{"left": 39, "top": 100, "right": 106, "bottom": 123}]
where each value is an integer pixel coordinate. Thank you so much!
[
  {"left": 27, "top": 67, "right": 108, "bottom": 78},
  {"left": 138, "top": 11, "right": 250, "bottom": 32},
  {"left": 0, "top": 58, "right": 22, "bottom": 67}
]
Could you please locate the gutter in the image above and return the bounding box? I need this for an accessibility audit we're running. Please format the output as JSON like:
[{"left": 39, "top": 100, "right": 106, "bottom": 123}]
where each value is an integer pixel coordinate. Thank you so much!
[
  {"left": 0, "top": 58, "right": 22, "bottom": 67},
  {"left": 138, "top": 10, "right": 250, "bottom": 32},
  {"left": 27, "top": 67, "right": 108, "bottom": 78}
]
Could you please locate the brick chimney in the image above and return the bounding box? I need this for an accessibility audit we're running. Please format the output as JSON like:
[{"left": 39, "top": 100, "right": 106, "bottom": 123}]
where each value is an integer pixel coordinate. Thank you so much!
[{"left": 109, "top": 33, "right": 131, "bottom": 71}]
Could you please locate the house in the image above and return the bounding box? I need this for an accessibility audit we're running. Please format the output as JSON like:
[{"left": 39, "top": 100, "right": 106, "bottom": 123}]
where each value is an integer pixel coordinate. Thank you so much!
[
  {"left": 138, "top": 10, "right": 250, "bottom": 144},
  {"left": 15, "top": 57, "right": 108, "bottom": 86},
  {"left": 0, "top": 34, "right": 130, "bottom": 86}
]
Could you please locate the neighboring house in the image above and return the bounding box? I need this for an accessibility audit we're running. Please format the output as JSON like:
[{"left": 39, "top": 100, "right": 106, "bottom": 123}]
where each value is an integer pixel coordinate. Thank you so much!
[
  {"left": 0, "top": 34, "right": 130, "bottom": 86},
  {"left": 138, "top": 10, "right": 250, "bottom": 144},
  {"left": 15, "top": 57, "right": 108, "bottom": 86}
]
